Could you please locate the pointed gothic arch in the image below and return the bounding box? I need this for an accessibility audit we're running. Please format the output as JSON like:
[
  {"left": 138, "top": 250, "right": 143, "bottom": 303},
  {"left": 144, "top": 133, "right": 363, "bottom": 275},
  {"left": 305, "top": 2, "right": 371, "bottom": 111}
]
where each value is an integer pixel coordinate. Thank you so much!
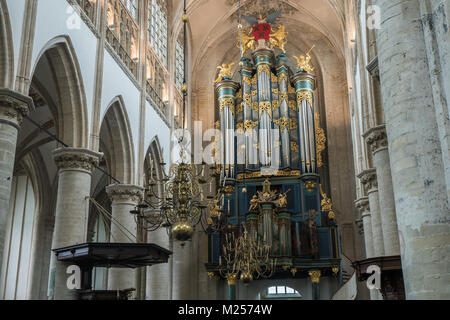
[
  {"left": 30, "top": 36, "right": 88, "bottom": 148},
  {"left": 99, "top": 96, "right": 135, "bottom": 184},
  {"left": 0, "top": 0, "right": 14, "bottom": 88}
]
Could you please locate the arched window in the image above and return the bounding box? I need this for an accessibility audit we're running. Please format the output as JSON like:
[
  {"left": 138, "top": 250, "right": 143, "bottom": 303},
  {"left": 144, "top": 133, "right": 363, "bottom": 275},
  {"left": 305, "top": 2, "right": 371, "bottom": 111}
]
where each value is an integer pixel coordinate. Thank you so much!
[
  {"left": 175, "top": 39, "right": 184, "bottom": 89},
  {"left": 122, "top": 0, "right": 138, "bottom": 20},
  {"left": 148, "top": 0, "right": 168, "bottom": 66},
  {"left": 261, "top": 286, "right": 302, "bottom": 300}
]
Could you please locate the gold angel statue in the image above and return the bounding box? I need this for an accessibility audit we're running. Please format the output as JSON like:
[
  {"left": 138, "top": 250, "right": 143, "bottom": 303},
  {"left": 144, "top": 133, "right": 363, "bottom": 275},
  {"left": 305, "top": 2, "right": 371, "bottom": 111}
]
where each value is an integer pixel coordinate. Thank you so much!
[
  {"left": 269, "top": 25, "right": 288, "bottom": 53},
  {"left": 214, "top": 62, "right": 235, "bottom": 83},
  {"left": 293, "top": 45, "right": 315, "bottom": 73}
]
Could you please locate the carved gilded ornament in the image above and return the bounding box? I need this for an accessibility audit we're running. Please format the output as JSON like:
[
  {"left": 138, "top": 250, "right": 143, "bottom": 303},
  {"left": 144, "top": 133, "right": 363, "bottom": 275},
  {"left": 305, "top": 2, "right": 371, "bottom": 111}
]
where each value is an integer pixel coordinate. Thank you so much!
[
  {"left": 251, "top": 101, "right": 258, "bottom": 112},
  {"left": 304, "top": 181, "right": 316, "bottom": 193},
  {"left": 243, "top": 94, "right": 251, "bottom": 106},
  {"left": 308, "top": 270, "right": 321, "bottom": 283},
  {"left": 244, "top": 119, "right": 259, "bottom": 131},
  {"left": 289, "top": 100, "right": 297, "bottom": 112},
  {"left": 215, "top": 120, "right": 220, "bottom": 129},
  {"left": 279, "top": 91, "right": 288, "bottom": 102},
  {"left": 259, "top": 101, "right": 272, "bottom": 117},
  {"left": 214, "top": 63, "right": 235, "bottom": 83},
  {"left": 291, "top": 141, "right": 299, "bottom": 153},
  {"left": 297, "top": 91, "right": 313, "bottom": 106},
  {"left": 237, "top": 169, "right": 300, "bottom": 180},
  {"left": 272, "top": 100, "right": 279, "bottom": 110},
  {"left": 269, "top": 25, "right": 288, "bottom": 53},
  {"left": 293, "top": 46, "right": 315, "bottom": 73},
  {"left": 243, "top": 75, "right": 251, "bottom": 86},
  {"left": 271, "top": 73, "right": 278, "bottom": 83},
  {"left": 314, "top": 113, "right": 326, "bottom": 168},
  {"left": 236, "top": 102, "right": 244, "bottom": 114},
  {"left": 238, "top": 28, "right": 255, "bottom": 56},
  {"left": 272, "top": 87, "right": 279, "bottom": 95},
  {"left": 288, "top": 85, "right": 295, "bottom": 94},
  {"left": 258, "top": 64, "right": 271, "bottom": 75},
  {"left": 219, "top": 97, "right": 235, "bottom": 114},
  {"left": 251, "top": 74, "right": 257, "bottom": 85}
]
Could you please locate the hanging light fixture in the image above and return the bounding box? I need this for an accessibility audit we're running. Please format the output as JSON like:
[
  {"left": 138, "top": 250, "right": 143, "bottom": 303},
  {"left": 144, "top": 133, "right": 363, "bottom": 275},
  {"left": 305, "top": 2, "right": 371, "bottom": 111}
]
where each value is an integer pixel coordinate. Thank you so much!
[{"left": 130, "top": 0, "right": 228, "bottom": 243}]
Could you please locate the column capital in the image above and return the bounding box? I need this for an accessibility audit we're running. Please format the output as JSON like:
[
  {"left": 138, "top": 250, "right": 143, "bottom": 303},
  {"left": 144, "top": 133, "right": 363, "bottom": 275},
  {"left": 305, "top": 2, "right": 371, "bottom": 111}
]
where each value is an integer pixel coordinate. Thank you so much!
[
  {"left": 0, "top": 88, "right": 34, "bottom": 128},
  {"left": 53, "top": 147, "right": 102, "bottom": 173},
  {"left": 355, "top": 196, "right": 370, "bottom": 216},
  {"left": 357, "top": 168, "right": 378, "bottom": 192},
  {"left": 308, "top": 270, "right": 321, "bottom": 283},
  {"left": 363, "top": 124, "right": 388, "bottom": 154},
  {"left": 106, "top": 184, "right": 144, "bottom": 204}
]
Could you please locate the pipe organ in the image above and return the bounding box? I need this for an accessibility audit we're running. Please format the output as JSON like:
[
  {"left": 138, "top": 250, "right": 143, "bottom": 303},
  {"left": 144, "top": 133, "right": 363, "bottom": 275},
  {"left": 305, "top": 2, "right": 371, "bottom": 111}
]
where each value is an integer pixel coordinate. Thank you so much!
[{"left": 207, "top": 20, "right": 340, "bottom": 293}]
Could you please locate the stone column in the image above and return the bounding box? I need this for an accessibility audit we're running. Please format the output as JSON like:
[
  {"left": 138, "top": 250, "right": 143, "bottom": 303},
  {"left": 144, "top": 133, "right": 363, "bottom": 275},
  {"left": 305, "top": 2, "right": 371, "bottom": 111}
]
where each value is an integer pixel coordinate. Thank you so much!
[
  {"left": 0, "top": 89, "right": 32, "bottom": 271},
  {"left": 48, "top": 147, "right": 102, "bottom": 300},
  {"left": 355, "top": 197, "right": 374, "bottom": 258},
  {"left": 374, "top": 0, "right": 450, "bottom": 299},
  {"left": 365, "top": 125, "right": 400, "bottom": 256},
  {"left": 172, "top": 240, "right": 192, "bottom": 299},
  {"left": 106, "top": 184, "right": 143, "bottom": 292},
  {"left": 146, "top": 209, "right": 170, "bottom": 300},
  {"left": 358, "top": 169, "right": 385, "bottom": 257}
]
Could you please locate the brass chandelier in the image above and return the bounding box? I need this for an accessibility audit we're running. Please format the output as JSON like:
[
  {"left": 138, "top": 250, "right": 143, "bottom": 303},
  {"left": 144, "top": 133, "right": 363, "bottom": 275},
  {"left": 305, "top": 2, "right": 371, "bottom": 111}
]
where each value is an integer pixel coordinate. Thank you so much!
[
  {"left": 219, "top": 225, "right": 275, "bottom": 285},
  {"left": 130, "top": 0, "right": 229, "bottom": 243}
]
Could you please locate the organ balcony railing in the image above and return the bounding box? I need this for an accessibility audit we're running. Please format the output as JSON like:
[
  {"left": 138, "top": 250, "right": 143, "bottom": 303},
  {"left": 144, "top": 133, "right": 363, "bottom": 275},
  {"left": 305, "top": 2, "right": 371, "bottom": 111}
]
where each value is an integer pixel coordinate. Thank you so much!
[
  {"left": 106, "top": 0, "right": 139, "bottom": 79},
  {"left": 76, "top": 0, "right": 97, "bottom": 25},
  {"left": 145, "top": 45, "right": 169, "bottom": 118}
]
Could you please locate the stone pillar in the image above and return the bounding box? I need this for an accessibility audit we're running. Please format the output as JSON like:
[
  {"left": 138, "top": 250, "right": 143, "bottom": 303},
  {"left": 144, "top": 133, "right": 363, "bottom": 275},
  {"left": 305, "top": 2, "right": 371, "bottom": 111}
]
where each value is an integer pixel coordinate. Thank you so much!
[
  {"left": 146, "top": 210, "right": 170, "bottom": 300},
  {"left": 0, "top": 89, "right": 32, "bottom": 272},
  {"left": 358, "top": 169, "right": 385, "bottom": 257},
  {"left": 355, "top": 197, "right": 374, "bottom": 258},
  {"left": 374, "top": 0, "right": 450, "bottom": 299},
  {"left": 172, "top": 240, "right": 192, "bottom": 299},
  {"left": 106, "top": 184, "right": 143, "bottom": 292},
  {"left": 48, "top": 147, "right": 102, "bottom": 300},
  {"left": 365, "top": 125, "right": 400, "bottom": 256}
]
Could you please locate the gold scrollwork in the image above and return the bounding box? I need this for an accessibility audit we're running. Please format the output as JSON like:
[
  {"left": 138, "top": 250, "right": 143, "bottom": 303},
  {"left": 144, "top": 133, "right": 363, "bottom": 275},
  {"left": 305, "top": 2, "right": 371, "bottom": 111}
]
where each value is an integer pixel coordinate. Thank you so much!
[
  {"left": 259, "top": 101, "right": 272, "bottom": 117},
  {"left": 272, "top": 87, "right": 279, "bottom": 95},
  {"left": 308, "top": 270, "right": 321, "bottom": 283},
  {"left": 236, "top": 102, "right": 244, "bottom": 114},
  {"left": 258, "top": 64, "right": 271, "bottom": 74},
  {"left": 271, "top": 73, "right": 278, "bottom": 83},
  {"left": 269, "top": 25, "right": 288, "bottom": 53},
  {"left": 272, "top": 100, "right": 279, "bottom": 110},
  {"left": 315, "top": 113, "right": 326, "bottom": 168},
  {"left": 274, "top": 117, "right": 289, "bottom": 131},
  {"left": 251, "top": 74, "right": 257, "bottom": 85},
  {"left": 289, "top": 100, "right": 297, "bottom": 112},
  {"left": 251, "top": 101, "right": 258, "bottom": 112},
  {"left": 252, "top": 90, "right": 257, "bottom": 97},
  {"left": 288, "top": 85, "right": 295, "bottom": 94},
  {"left": 219, "top": 97, "right": 235, "bottom": 114},
  {"left": 291, "top": 141, "right": 299, "bottom": 153},
  {"left": 279, "top": 91, "right": 288, "bottom": 102},
  {"left": 236, "top": 90, "right": 242, "bottom": 99},
  {"left": 290, "top": 118, "right": 298, "bottom": 130},
  {"left": 243, "top": 94, "right": 251, "bottom": 106},
  {"left": 244, "top": 119, "right": 258, "bottom": 131},
  {"left": 297, "top": 91, "right": 313, "bottom": 106},
  {"left": 243, "top": 75, "right": 251, "bottom": 86}
]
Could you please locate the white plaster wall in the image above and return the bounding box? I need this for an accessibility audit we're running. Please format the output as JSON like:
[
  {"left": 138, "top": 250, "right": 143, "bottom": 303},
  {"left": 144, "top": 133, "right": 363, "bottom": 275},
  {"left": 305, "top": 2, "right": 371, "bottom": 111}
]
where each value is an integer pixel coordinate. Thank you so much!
[{"left": 144, "top": 99, "right": 171, "bottom": 171}]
